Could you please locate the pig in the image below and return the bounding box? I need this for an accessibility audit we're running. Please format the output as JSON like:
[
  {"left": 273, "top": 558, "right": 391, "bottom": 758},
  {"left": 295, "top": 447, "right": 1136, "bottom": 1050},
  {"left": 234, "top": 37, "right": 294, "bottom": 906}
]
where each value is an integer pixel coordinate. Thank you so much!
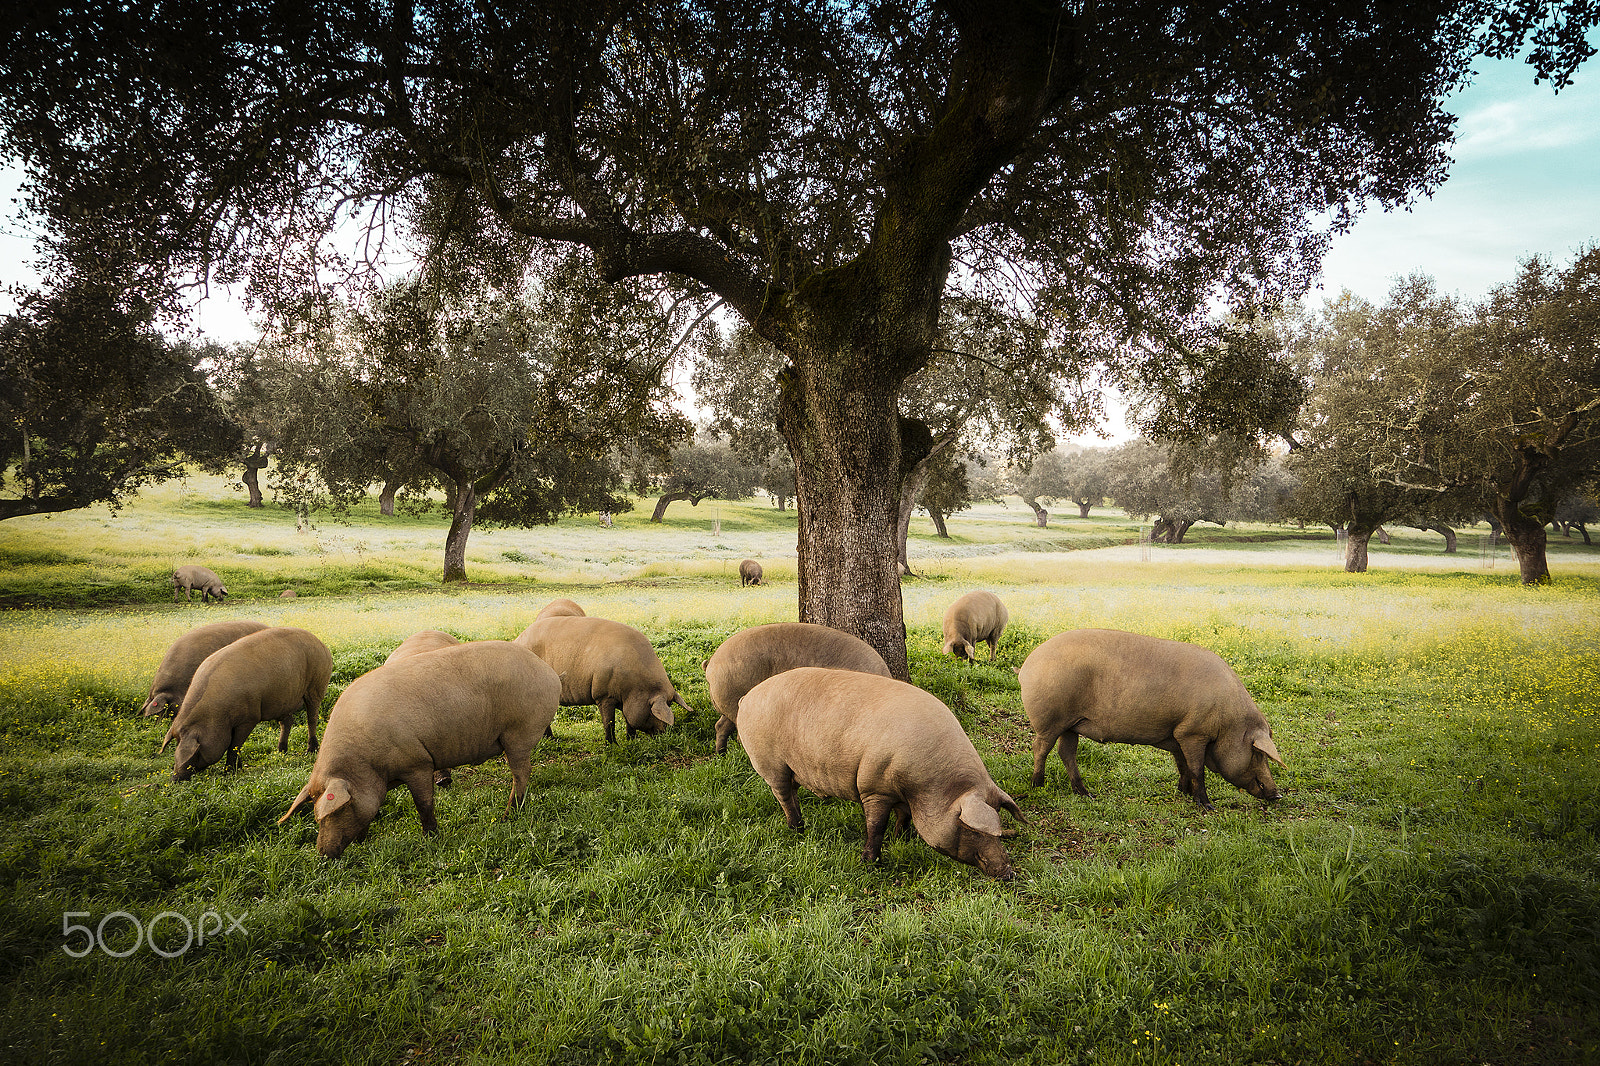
[
  {"left": 172, "top": 564, "right": 228, "bottom": 604},
  {"left": 161, "top": 626, "right": 331, "bottom": 781},
  {"left": 534, "top": 598, "right": 587, "bottom": 620},
  {"left": 737, "top": 667, "right": 1025, "bottom": 880},
  {"left": 738, "top": 559, "right": 763, "bottom": 586},
  {"left": 941, "top": 590, "right": 1009, "bottom": 662},
  {"left": 704, "top": 622, "right": 891, "bottom": 754},
  {"left": 383, "top": 629, "right": 460, "bottom": 665},
  {"left": 513, "top": 616, "right": 689, "bottom": 744},
  {"left": 382, "top": 629, "right": 465, "bottom": 783},
  {"left": 1018, "top": 628, "right": 1286, "bottom": 810},
  {"left": 141, "top": 619, "right": 270, "bottom": 717},
  {"left": 278, "top": 641, "right": 560, "bottom": 858}
]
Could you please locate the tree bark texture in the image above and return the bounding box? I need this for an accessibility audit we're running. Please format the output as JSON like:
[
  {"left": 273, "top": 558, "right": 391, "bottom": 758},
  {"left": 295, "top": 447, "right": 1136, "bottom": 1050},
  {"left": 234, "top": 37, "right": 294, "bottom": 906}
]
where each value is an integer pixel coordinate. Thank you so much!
[
  {"left": 442, "top": 481, "right": 476, "bottom": 583},
  {"left": 379, "top": 473, "right": 402, "bottom": 517},
  {"left": 779, "top": 358, "right": 912, "bottom": 681},
  {"left": 1022, "top": 496, "right": 1049, "bottom": 527},
  {"left": 1498, "top": 508, "right": 1551, "bottom": 584},
  {"left": 1344, "top": 521, "right": 1382, "bottom": 573},
  {"left": 241, "top": 446, "right": 268, "bottom": 508},
  {"left": 1076, "top": 499, "right": 1092, "bottom": 519},
  {"left": 929, "top": 508, "right": 950, "bottom": 538}
]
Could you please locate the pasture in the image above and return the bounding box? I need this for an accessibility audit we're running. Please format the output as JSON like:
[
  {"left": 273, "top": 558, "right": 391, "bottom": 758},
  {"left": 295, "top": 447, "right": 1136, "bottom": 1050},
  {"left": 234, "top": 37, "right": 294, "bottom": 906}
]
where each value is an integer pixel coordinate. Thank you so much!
[{"left": 1, "top": 477, "right": 1596, "bottom": 1065}]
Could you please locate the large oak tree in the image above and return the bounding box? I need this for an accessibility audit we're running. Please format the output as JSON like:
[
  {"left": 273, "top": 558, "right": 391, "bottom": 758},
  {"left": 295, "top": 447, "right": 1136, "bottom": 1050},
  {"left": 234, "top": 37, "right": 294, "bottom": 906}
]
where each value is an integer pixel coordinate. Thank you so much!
[{"left": 3, "top": 1, "right": 1592, "bottom": 674}]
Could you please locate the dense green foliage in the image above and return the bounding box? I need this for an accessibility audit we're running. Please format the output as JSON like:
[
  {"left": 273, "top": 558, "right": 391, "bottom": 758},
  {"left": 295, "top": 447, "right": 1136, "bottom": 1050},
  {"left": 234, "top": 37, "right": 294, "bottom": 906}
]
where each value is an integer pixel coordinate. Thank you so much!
[{"left": 1, "top": 485, "right": 1597, "bottom": 1064}]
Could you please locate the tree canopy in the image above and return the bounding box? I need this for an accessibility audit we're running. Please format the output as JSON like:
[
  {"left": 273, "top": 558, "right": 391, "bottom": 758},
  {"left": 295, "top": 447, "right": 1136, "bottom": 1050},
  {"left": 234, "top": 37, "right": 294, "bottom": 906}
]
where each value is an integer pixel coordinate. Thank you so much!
[
  {"left": 0, "top": 279, "right": 238, "bottom": 520},
  {"left": 259, "top": 261, "right": 689, "bottom": 581}
]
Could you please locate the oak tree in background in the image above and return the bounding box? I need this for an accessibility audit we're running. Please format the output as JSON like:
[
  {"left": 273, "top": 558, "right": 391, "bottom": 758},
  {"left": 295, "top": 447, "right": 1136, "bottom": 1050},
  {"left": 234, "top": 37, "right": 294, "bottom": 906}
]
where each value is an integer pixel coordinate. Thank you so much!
[
  {"left": 0, "top": 279, "right": 238, "bottom": 520},
  {"left": 4, "top": 1, "right": 1592, "bottom": 674},
  {"left": 265, "top": 262, "right": 689, "bottom": 582},
  {"left": 1283, "top": 283, "right": 1480, "bottom": 572},
  {"left": 646, "top": 437, "right": 760, "bottom": 523}
]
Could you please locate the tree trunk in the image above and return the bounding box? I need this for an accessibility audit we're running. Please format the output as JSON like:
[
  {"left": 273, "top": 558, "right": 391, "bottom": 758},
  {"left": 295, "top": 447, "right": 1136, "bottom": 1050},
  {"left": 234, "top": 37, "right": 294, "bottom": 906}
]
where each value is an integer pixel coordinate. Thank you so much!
[
  {"left": 1076, "top": 499, "right": 1092, "bottom": 518},
  {"left": 896, "top": 430, "right": 960, "bottom": 575},
  {"left": 241, "top": 447, "right": 267, "bottom": 508},
  {"left": 1481, "top": 512, "right": 1503, "bottom": 536},
  {"left": 929, "top": 508, "right": 950, "bottom": 538},
  {"left": 1578, "top": 523, "right": 1592, "bottom": 546},
  {"left": 1171, "top": 519, "right": 1195, "bottom": 544},
  {"left": 1413, "top": 523, "right": 1457, "bottom": 552},
  {"left": 379, "top": 473, "right": 402, "bottom": 516},
  {"left": 1022, "top": 496, "right": 1048, "bottom": 527},
  {"left": 1498, "top": 508, "right": 1551, "bottom": 585},
  {"left": 442, "top": 481, "right": 477, "bottom": 583},
  {"left": 651, "top": 491, "right": 692, "bottom": 522},
  {"left": 1344, "top": 526, "right": 1373, "bottom": 572},
  {"left": 778, "top": 359, "right": 910, "bottom": 681},
  {"left": 1375, "top": 526, "right": 1390, "bottom": 545}
]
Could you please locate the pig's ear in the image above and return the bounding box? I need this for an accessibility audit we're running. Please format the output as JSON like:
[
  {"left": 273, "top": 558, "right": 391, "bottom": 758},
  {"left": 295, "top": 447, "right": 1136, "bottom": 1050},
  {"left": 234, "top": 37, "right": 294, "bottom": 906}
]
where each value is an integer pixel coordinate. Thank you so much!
[
  {"left": 651, "top": 697, "right": 676, "bottom": 729},
  {"left": 994, "top": 789, "right": 1027, "bottom": 826},
  {"left": 174, "top": 735, "right": 201, "bottom": 770},
  {"left": 957, "top": 793, "right": 1004, "bottom": 837},
  {"left": 140, "top": 694, "right": 165, "bottom": 717},
  {"left": 1253, "top": 734, "right": 1287, "bottom": 766},
  {"left": 278, "top": 781, "right": 317, "bottom": 824},
  {"left": 315, "top": 780, "right": 353, "bottom": 820},
  {"left": 158, "top": 721, "right": 180, "bottom": 754}
]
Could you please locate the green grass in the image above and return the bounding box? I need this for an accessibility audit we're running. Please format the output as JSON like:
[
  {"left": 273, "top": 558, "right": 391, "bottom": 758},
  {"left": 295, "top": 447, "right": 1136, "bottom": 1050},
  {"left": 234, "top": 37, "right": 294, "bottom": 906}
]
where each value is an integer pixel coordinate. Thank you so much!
[{"left": 1, "top": 480, "right": 1598, "bottom": 1064}]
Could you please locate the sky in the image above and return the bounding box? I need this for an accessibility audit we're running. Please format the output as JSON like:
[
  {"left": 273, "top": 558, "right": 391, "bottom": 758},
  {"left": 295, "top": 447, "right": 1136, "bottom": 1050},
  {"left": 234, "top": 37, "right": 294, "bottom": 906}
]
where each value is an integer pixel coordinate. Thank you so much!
[{"left": 2, "top": 50, "right": 1595, "bottom": 440}]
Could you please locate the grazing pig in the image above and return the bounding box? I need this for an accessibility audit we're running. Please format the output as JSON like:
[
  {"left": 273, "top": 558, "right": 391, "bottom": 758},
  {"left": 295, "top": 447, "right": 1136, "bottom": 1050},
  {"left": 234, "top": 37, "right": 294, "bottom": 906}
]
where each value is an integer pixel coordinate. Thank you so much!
[
  {"left": 704, "top": 622, "right": 891, "bottom": 754},
  {"left": 141, "top": 619, "right": 270, "bottom": 717},
  {"left": 172, "top": 565, "right": 229, "bottom": 604},
  {"left": 738, "top": 559, "right": 763, "bottom": 586},
  {"left": 534, "top": 598, "right": 587, "bottom": 620},
  {"left": 278, "top": 641, "right": 560, "bottom": 858},
  {"left": 161, "top": 627, "right": 331, "bottom": 781},
  {"left": 737, "top": 667, "right": 1025, "bottom": 880},
  {"left": 942, "top": 591, "right": 1009, "bottom": 662},
  {"left": 381, "top": 629, "right": 466, "bottom": 782},
  {"left": 513, "top": 616, "right": 689, "bottom": 744},
  {"left": 1018, "top": 628, "right": 1286, "bottom": 809},
  {"left": 383, "top": 629, "right": 460, "bottom": 665}
]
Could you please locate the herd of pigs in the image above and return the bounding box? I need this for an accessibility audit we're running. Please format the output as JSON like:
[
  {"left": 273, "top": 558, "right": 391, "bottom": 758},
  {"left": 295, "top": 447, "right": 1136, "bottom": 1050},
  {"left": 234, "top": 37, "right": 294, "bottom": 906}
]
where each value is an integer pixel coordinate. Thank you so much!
[{"left": 150, "top": 568, "right": 1286, "bottom": 880}]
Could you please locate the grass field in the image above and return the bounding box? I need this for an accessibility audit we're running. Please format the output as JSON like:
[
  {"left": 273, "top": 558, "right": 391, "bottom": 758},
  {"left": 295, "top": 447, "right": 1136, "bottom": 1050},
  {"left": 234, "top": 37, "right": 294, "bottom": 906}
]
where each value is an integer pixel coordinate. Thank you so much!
[{"left": 1, "top": 476, "right": 1597, "bottom": 1065}]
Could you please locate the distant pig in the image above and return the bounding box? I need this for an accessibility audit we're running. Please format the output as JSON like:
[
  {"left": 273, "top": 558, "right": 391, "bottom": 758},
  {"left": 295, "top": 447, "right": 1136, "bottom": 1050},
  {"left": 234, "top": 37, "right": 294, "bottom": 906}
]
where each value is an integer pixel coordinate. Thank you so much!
[
  {"left": 704, "top": 622, "right": 891, "bottom": 754},
  {"left": 161, "top": 627, "right": 331, "bottom": 780},
  {"left": 172, "top": 565, "right": 228, "bottom": 604},
  {"left": 738, "top": 559, "right": 763, "bottom": 586},
  {"left": 1018, "top": 628, "right": 1285, "bottom": 809},
  {"left": 278, "top": 641, "right": 560, "bottom": 858},
  {"left": 941, "top": 590, "right": 1008, "bottom": 662},
  {"left": 737, "top": 667, "right": 1025, "bottom": 880},
  {"left": 513, "top": 616, "right": 689, "bottom": 744},
  {"left": 534, "top": 598, "right": 587, "bottom": 620},
  {"left": 383, "top": 629, "right": 460, "bottom": 665},
  {"left": 141, "top": 619, "right": 269, "bottom": 717}
]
